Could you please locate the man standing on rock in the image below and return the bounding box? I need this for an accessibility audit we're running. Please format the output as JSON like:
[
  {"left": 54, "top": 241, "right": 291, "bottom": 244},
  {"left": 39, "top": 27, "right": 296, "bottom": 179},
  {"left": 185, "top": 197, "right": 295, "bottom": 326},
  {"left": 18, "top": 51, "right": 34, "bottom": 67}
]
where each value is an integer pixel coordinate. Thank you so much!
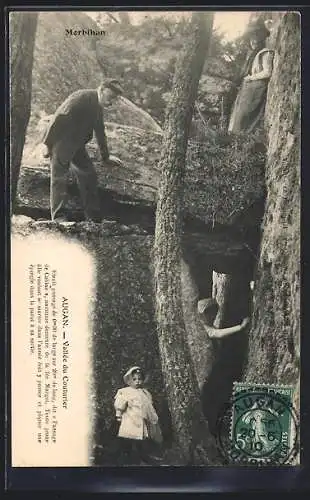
[{"left": 41, "top": 79, "right": 124, "bottom": 222}]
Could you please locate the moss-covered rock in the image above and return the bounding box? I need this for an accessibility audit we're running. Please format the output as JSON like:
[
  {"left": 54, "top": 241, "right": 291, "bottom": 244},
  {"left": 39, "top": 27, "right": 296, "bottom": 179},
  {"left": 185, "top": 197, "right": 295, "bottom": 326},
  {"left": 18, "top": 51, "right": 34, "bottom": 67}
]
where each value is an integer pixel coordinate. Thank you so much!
[{"left": 20, "top": 122, "right": 266, "bottom": 229}]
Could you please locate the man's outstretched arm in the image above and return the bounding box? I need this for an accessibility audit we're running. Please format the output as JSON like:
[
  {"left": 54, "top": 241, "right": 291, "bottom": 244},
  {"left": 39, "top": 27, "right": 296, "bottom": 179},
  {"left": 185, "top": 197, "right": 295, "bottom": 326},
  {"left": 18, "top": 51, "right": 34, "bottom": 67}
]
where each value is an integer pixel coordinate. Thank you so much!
[
  {"left": 94, "top": 109, "right": 124, "bottom": 167},
  {"left": 94, "top": 108, "right": 110, "bottom": 161},
  {"left": 201, "top": 317, "right": 250, "bottom": 339}
]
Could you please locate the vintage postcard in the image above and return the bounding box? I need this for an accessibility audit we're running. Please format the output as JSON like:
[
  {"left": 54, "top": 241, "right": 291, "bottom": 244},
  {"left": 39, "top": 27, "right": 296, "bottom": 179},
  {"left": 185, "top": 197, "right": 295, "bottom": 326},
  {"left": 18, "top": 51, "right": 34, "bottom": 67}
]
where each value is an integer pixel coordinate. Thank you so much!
[{"left": 8, "top": 9, "right": 300, "bottom": 473}]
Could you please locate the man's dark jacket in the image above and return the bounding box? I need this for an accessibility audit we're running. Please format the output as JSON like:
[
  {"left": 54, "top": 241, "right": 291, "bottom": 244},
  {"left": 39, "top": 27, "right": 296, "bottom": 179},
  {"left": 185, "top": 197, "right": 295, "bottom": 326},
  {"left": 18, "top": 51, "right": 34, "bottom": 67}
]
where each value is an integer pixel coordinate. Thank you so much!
[{"left": 42, "top": 89, "right": 109, "bottom": 161}]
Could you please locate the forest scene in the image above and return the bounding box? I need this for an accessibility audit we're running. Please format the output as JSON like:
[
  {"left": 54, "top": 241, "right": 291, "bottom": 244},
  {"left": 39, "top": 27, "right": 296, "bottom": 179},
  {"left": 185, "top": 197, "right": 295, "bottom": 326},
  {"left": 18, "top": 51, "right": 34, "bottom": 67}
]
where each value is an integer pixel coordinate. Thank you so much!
[{"left": 10, "top": 10, "right": 300, "bottom": 467}]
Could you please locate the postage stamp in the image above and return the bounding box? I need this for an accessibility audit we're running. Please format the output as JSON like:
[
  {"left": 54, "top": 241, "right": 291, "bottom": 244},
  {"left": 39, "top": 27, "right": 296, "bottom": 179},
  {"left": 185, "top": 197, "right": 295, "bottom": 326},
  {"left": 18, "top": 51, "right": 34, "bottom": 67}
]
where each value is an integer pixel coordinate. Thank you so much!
[{"left": 216, "top": 383, "right": 299, "bottom": 465}]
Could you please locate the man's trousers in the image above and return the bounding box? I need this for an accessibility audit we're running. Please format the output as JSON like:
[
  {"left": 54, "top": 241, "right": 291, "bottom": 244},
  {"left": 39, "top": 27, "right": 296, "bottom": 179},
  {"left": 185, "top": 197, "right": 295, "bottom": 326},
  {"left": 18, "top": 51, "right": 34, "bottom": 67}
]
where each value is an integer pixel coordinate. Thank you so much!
[{"left": 49, "top": 142, "right": 100, "bottom": 221}]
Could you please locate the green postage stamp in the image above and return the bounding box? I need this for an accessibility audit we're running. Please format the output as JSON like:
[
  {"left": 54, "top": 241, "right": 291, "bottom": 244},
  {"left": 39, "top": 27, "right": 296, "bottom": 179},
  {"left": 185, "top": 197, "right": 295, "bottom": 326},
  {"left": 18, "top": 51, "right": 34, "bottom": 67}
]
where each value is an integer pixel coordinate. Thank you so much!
[{"left": 216, "top": 383, "right": 299, "bottom": 465}]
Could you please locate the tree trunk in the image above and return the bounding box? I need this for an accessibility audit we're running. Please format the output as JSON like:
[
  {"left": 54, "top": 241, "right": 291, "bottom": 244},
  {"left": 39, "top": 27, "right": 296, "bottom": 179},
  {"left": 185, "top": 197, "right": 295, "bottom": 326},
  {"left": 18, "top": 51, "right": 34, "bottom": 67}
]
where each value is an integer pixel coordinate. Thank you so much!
[
  {"left": 9, "top": 12, "right": 38, "bottom": 211},
  {"left": 243, "top": 13, "right": 300, "bottom": 388},
  {"left": 212, "top": 270, "right": 253, "bottom": 328},
  {"left": 212, "top": 271, "right": 231, "bottom": 328},
  {"left": 153, "top": 12, "right": 220, "bottom": 465}
]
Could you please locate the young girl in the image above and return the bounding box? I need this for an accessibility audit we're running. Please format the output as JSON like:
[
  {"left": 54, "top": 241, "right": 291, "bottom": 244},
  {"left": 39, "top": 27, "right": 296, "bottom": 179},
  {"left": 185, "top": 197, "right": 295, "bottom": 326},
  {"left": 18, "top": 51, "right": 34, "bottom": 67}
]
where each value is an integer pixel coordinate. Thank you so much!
[{"left": 114, "top": 366, "right": 163, "bottom": 465}]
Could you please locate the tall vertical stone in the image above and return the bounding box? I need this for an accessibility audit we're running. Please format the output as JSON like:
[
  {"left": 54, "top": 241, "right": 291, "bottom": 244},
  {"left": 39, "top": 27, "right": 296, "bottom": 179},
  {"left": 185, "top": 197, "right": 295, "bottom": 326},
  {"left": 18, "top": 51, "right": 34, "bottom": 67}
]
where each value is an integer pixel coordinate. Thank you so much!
[{"left": 244, "top": 12, "right": 300, "bottom": 389}]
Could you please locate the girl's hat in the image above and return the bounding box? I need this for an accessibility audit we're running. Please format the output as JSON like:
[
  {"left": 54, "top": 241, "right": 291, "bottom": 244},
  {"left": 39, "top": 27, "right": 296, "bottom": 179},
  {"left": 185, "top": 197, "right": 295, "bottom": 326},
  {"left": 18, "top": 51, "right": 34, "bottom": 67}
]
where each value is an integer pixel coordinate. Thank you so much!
[
  {"left": 123, "top": 366, "right": 144, "bottom": 384},
  {"left": 197, "top": 297, "right": 218, "bottom": 314}
]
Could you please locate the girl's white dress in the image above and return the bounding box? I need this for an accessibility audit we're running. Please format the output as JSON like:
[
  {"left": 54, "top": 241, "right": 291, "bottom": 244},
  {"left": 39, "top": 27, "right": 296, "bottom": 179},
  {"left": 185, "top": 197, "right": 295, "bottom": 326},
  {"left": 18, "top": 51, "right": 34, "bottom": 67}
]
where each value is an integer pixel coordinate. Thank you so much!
[{"left": 114, "top": 386, "right": 162, "bottom": 442}]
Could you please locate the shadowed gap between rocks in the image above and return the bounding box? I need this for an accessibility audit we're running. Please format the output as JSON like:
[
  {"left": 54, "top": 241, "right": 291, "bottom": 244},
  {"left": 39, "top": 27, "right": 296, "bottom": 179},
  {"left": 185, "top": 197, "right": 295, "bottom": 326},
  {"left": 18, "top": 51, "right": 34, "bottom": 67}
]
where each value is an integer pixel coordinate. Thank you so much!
[{"left": 181, "top": 256, "right": 255, "bottom": 439}]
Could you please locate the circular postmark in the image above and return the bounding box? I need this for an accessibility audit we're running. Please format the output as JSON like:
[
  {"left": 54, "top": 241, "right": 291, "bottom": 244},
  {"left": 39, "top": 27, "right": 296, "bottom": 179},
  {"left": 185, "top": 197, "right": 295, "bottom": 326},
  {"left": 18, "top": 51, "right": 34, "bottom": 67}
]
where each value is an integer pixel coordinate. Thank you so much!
[{"left": 215, "top": 388, "right": 299, "bottom": 466}]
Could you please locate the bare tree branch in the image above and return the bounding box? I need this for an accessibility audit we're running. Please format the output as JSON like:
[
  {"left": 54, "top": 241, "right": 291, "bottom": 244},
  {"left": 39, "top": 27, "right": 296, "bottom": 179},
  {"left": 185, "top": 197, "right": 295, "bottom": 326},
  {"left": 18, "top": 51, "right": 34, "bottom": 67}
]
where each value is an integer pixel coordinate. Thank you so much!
[{"left": 106, "top": 12, "right": 120, "bottom": 23}]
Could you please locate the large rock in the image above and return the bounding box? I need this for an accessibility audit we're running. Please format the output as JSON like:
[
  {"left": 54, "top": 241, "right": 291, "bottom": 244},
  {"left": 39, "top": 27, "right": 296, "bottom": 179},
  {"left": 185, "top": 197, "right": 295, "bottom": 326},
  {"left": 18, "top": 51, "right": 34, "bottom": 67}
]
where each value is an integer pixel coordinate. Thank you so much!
[
  {"left": 20, "top": 121, "right": 266, "bottom": 230},
  {"left": 243, "top": 13, "right": 300, "bottom": 391},
  {"left": 23, "top": 9, "right": 266, "bottom": 233}
]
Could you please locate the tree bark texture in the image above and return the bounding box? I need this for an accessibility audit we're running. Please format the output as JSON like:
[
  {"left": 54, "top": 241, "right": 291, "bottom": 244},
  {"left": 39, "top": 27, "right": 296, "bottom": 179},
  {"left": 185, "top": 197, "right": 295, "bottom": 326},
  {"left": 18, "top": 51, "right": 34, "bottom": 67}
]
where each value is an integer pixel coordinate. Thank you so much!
[
  {"left": 212, "top": 270, "right": 253, "bottom": 328},
  {"left": 243, "top": 13, "right": 300, "bottom": 388},
  {"left": 212, "top": 271, "right": 231, "bottom": 328},
  {"left": 9, "top": 12, "right": 38, "bottom": 210},
  {"left": 153, "top": 12, "right": 220, "bottom": 465}
]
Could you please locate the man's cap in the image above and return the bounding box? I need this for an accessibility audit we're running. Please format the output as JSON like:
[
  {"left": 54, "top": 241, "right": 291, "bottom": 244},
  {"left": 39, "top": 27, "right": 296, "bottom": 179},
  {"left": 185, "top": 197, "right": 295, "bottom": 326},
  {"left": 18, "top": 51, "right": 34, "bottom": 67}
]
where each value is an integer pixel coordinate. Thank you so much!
[
  {"left": 101, "top": 79, "right": 124, "bottom": 95},
  {"left": 123, "top": 365, "right": 143, "bottom": 384}
]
